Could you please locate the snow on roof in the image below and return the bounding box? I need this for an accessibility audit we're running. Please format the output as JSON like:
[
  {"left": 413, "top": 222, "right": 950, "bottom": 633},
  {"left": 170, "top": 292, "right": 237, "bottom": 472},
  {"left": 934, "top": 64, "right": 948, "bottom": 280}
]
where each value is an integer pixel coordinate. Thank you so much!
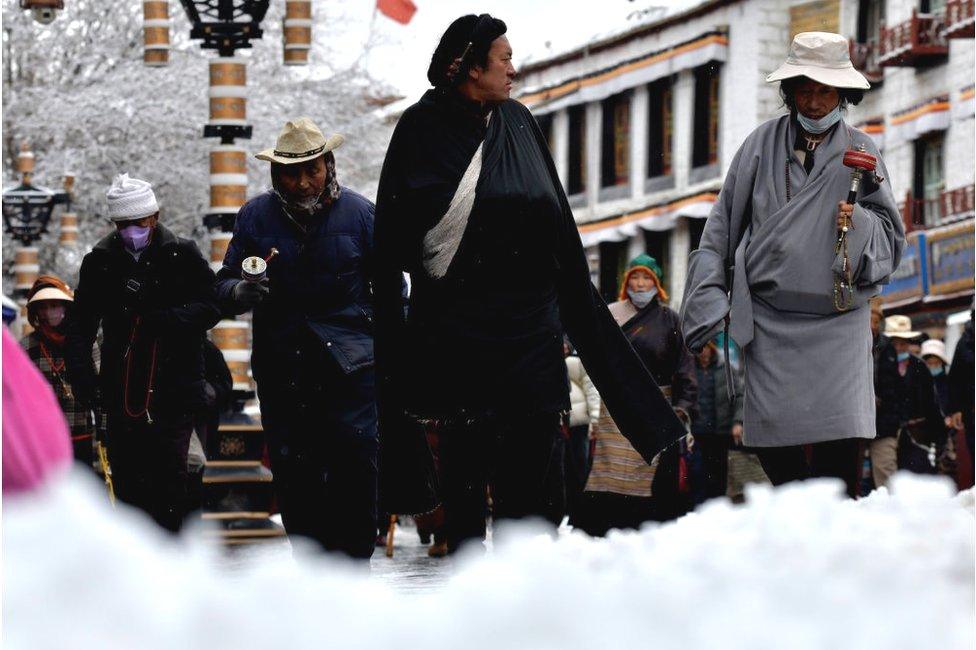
[{"left": 518, "top": 0, "right": 728, "bottom": 74}]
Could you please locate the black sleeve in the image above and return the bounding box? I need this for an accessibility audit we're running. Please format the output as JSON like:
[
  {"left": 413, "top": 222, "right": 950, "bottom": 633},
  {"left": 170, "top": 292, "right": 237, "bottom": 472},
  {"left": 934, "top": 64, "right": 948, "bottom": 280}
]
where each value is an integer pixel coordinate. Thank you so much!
[
  {"left": 374, "top": 112, "right": 439, "bottom": 516},
  {"left": 65, "top": 253, "right": 102, "bottom": 406},
  {"left": 144, "top": 241, "right": 221, "bottom": 335},
  {"left": 520, "top": 102, "right": 686, "bottom": 462},
  {"left": 204, "top": 339, "right": 234, "bottom": 410},
  {"left": 670, "top": 311, "right": 699, "bottom": 418}
]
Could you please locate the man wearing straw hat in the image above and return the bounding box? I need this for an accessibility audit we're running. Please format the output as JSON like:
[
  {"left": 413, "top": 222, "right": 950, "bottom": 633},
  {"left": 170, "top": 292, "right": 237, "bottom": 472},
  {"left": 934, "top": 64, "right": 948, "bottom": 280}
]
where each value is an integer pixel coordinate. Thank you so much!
[
  {"left": 217, "top": 117, "right": 390, "bottom": 559},
  {"left": 876, "top": 315, "right": 944, "bottom": 478},
  {"left": 66, "top": 173, "right": 221, "bottom": 532}
]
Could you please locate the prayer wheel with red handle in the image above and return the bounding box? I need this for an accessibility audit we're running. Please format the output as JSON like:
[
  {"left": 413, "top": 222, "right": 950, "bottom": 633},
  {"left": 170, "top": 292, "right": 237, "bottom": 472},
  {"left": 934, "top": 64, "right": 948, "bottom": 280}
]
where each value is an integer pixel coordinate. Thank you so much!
[{"left": 842, "top": 147, "right": 878, "bottom": 208}]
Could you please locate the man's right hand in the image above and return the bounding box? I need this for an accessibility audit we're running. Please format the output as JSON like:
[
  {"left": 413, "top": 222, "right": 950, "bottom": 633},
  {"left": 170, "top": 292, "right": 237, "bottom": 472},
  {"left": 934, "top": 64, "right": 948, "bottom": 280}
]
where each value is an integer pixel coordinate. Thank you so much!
[
  {"left": 232, "top": 279, "right": 269, "bottom": 308},
  {"left": 731, "top": 423, "right": 744, "bottom": 446}
]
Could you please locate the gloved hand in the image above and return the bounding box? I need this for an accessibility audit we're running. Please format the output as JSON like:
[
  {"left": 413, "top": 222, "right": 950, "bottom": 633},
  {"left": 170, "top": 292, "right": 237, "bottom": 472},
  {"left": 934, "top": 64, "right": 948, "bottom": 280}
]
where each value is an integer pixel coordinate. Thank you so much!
[{"left": 232, "top": 279, "right": 269, "bottom": 308}]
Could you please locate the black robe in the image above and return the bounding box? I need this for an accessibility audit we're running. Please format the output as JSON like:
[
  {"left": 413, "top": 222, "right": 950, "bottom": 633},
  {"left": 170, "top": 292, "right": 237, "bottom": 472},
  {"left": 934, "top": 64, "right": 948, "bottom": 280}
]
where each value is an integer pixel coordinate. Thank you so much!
[{"left": 374, "top": 88, "right": 685, "bottom": 513}]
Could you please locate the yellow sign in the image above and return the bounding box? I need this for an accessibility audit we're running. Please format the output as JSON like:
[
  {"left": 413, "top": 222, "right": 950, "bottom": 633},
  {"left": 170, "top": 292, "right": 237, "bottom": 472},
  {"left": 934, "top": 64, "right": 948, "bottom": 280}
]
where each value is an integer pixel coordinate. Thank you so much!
[{"left": 790, "top": 0, "right": 840, "bottom": 38}]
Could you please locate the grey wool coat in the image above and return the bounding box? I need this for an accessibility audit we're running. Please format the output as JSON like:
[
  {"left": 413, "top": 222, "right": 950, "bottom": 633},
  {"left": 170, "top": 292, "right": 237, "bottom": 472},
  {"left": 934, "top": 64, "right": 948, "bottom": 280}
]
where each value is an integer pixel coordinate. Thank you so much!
[{"left": 680, "top": 115, "right": 905, "bottom": 447}]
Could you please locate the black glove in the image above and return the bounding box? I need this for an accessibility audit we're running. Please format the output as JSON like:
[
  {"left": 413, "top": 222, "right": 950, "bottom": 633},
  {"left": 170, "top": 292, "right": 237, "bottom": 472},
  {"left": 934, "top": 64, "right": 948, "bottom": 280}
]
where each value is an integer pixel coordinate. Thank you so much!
[{"left": 232, "top": 279, "right": 269, "bottom": 308}]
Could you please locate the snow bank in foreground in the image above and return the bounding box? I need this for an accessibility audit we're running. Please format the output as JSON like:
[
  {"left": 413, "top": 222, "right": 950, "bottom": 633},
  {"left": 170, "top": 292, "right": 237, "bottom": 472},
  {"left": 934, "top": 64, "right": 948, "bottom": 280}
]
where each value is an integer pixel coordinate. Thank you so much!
[{"left": 4, "top": 471, "right": 974, "bottom": 650}]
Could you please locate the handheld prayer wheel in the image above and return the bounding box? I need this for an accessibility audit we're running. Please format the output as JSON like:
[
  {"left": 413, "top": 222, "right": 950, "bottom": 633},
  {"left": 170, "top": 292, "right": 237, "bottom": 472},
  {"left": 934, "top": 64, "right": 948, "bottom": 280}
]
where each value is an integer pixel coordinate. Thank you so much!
[
  {"left": 283, "top": 0, "right": 312, "bottom": 66},
  {"left": 143, "top": 0, "right": 171, "bottom": 67},
  {"left": 842, "top": 146, "right": 879, "bottom": 211}
]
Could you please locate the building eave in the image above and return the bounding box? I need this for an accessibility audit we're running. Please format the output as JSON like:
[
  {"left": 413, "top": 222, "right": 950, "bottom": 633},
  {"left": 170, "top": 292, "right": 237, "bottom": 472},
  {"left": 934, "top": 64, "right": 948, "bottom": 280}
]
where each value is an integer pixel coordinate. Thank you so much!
[{"left": 517, "top": 0, "right": 739, "bottom": 76}]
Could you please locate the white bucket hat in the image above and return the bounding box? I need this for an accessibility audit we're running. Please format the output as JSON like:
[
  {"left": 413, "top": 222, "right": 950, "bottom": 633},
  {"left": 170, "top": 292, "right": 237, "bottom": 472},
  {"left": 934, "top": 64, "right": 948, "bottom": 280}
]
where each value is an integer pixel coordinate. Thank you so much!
[
  {"left": 766, "top": 32, "right": 870, "bottom": 90},
  {"left": 920, "top": 339, "right": 949, "bottom": 364},
  {"left": 255, "top": 117, "right": 344, "bottom": 165},
  {"left": 884, "top": 315, "right": 921, "bottom": 340}
]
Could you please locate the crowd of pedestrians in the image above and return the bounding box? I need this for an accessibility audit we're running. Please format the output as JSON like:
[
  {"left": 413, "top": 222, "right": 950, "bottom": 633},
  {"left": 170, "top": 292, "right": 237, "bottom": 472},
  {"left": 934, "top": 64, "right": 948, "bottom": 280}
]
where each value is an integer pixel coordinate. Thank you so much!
[{"left": 2, "top": 20, "right": 973, "bottom": 563}]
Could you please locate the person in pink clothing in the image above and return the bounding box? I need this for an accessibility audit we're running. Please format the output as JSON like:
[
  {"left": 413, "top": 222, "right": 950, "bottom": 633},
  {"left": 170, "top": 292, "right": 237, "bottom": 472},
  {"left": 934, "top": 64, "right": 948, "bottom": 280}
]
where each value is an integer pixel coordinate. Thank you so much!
[{"left": 3, "top": 326, "right": 72, "bottom": 494}]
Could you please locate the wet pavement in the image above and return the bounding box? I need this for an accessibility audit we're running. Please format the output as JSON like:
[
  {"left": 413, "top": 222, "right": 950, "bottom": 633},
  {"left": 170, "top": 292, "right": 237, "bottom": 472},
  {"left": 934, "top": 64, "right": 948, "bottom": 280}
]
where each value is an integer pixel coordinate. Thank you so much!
[{"left": 370, "top": 519, "right": 457, "bottom": 593}]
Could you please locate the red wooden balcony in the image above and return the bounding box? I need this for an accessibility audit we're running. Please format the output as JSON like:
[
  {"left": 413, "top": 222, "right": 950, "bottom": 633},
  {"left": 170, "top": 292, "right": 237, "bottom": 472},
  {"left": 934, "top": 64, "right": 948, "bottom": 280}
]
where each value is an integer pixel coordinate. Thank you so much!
[
  {"left": 878, "top": 11, "right": 948, "bottom": 67},
  {"left": 849, "top": 40, "right": 884, "bottom": 84},
  {"left": 941, "top": 184, "right": 976, "bottom": 221},
  {"left": 945, "top": 0, "right": 975, "bottom": 38}
]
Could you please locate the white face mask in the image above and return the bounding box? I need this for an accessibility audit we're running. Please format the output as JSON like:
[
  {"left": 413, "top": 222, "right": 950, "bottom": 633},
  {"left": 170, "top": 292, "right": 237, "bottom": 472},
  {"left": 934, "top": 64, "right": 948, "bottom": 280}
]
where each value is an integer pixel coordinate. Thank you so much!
[{"left": 797, "top": 105, "right": 842, "bottom": 134}]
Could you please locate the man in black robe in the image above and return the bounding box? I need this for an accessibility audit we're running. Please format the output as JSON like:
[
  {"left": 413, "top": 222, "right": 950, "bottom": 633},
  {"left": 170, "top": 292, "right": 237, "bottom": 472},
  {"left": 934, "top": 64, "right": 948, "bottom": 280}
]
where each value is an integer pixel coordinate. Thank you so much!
[{"left": 373, "top": 14, "right": 686, "bottom": 551}]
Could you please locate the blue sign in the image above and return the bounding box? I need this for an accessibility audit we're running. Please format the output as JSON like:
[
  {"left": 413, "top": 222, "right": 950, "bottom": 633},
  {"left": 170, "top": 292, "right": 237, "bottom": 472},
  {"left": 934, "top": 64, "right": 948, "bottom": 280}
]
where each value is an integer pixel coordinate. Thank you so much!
[
  {"left": 927, "top": 221, "right": 975, "bottom": 296},
  {"left": 882, "top": 231, "right": 927, "bottom": 301}
]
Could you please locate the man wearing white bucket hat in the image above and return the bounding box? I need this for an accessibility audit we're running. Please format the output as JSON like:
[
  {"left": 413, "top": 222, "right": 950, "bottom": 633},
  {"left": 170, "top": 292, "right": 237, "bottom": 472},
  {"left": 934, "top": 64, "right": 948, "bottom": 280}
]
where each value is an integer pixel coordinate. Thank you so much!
[
  {"left": 66, "top": 173, "right": 221, "bottom": 531},
  {"left": 681, "top": 32, "right": 905, "bottom": 497},
  {"left": 216, "top": 117, "right": 394, "bottom": 559}
]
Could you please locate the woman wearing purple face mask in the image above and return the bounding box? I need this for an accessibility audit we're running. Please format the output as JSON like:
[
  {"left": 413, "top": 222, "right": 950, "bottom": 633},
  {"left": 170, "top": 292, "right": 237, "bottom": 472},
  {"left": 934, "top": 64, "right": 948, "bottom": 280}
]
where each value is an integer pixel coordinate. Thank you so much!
[
  {"left": 21, "top": 275, "right": 97, "bottom": 473},
  {"left": 65, "top": 173, "right": 221, "bottom": 532},
  {"left": 117, "top": 214, "right": 157, "bottom": 256}
]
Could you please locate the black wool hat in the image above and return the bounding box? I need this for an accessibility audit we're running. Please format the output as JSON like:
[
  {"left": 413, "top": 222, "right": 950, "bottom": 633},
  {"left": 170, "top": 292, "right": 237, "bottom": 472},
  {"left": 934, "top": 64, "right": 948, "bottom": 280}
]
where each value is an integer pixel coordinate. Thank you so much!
[{"left": 427, "top": 13, "right": 507, "bottom": 88}]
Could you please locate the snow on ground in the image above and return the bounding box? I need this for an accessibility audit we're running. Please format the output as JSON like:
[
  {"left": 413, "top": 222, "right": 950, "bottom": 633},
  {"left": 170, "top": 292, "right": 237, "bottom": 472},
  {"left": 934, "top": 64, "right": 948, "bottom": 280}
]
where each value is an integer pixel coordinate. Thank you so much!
[{"left": 3, "top": 470, "right": 974, "bottom": 650}]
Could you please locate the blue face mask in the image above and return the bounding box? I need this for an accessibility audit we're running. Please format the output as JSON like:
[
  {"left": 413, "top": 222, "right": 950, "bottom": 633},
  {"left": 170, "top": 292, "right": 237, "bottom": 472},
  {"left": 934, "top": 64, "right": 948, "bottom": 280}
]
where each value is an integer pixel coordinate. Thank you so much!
[
  {"left": 896, "top": 351, "right": 910, "bottom": 362},
  {"left": 797, "top": 105, "right": 842, "bottom": 134},
  {"left": 929, "top": 366, "right": 944, "bottom": 377},
  {"left": 627, "top": 287, "right": 658, "bottom": 309}
]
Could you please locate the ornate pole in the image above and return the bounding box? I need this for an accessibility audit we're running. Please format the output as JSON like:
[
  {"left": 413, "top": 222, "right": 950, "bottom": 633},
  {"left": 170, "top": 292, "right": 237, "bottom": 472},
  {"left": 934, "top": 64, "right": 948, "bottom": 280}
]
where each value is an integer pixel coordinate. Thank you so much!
[
  {"left": 143, "top": 0, "right": 171, "bottom": 67},
  {"left": 178, "top": 0, "right": 281, "bottom": 546},
  {"left": 283, "top": 0, "right": 311, "bottom": 66},
  {"left": 54, "top": 172, "right": 83, "bottom": 287}
]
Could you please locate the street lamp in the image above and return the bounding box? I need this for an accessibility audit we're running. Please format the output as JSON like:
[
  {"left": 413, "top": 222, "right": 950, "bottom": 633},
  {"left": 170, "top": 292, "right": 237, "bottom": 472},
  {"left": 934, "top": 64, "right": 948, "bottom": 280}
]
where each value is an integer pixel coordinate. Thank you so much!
[{"left": 2, "top": 144, "right": 68, "bottom": 248}]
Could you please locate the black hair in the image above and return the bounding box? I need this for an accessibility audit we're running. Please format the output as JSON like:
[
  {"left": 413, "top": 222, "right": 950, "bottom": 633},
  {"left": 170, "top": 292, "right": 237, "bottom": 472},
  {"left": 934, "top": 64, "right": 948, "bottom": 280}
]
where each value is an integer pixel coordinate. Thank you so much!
[
  {"left": 779, "top": 77, "right": 864, "bottom": 113},
  {"left": 427, "top": 14, "right": 507, "bottom": 88}
]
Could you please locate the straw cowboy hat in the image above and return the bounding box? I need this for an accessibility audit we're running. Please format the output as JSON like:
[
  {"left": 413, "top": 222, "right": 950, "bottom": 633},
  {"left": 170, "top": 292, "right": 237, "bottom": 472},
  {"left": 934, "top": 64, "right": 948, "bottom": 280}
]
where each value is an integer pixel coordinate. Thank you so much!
[
  {"left": 766, "top": 32, "right": 870, "bottom": 90},
  {"left": 920, "top": 339, "right": 950, "bottom": 365},
  {"left": 884, "top": 315, "right": 921, "bottom": 340},
  {"left": 256, "top": 117, "right": 344, "bottom": 165}
]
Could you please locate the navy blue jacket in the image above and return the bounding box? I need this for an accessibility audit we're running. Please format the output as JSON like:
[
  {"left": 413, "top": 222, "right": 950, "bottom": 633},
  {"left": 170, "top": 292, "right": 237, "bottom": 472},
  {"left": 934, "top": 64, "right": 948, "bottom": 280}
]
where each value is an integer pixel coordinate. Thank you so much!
[{"left": 216, "top": 188, "right": 380, "bottom": 384}]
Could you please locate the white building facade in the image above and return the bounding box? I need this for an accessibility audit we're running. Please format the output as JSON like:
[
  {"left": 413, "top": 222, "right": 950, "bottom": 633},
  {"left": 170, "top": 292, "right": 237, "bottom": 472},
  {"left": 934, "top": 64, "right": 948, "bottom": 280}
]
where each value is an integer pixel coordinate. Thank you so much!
[{"left": 515, "top": 0, "right": 973, "bottom": 343}]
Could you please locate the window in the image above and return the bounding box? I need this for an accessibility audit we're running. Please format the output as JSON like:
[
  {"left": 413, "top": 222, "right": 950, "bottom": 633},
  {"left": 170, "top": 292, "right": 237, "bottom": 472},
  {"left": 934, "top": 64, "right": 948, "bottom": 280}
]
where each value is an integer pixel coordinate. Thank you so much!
[
  {"left": 692, "top": 63, "right": 721, "bottom": 170},
  {"left": 536, "top": 113, "right": 554, "bottom": 153},
  {"left": 568, "top": 105, "right": 587, "bottom": 195},
  {"left": 601, "top": 91, "right": 631, "bottom": 188},
  {"left": 921, "top": 0, "right": 946, "bottom": 13},
  {"left": 914, "top": 132, "right": 945, "bottom": 226},
  {"left": 642, "top": 229, "right": 671, "bottom": 292},
  {"left": 856, "top": 0, "right": 885, "bottom": 43},
  {"left": 599, "top": 240, "right": 628, "bottom": 302},
  {"left": 647, "top": 77, "right": 674, "bottom": 178}
]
